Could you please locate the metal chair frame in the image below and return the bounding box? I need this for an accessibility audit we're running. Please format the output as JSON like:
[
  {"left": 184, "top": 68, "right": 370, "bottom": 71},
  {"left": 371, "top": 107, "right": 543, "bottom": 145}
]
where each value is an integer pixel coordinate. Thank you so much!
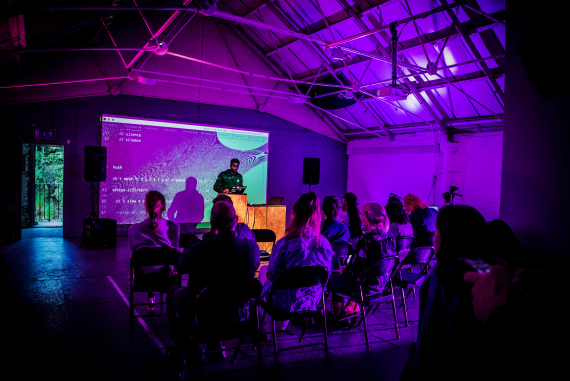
[{"left": 258, "top": 265, "right": 330, "bottom": 370}]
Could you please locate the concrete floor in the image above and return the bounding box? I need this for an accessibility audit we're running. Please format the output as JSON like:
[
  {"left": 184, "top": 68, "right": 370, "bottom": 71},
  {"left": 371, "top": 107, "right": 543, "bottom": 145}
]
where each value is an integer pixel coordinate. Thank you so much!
[{"left": 1, "top": 235, "right": 420, "bottom": 380}]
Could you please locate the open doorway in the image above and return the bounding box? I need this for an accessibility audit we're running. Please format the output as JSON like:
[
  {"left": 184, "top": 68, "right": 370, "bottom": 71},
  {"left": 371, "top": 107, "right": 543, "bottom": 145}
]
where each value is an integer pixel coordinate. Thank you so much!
[{"left": 21, "top": 144, "right": 64, "bottom": 238}]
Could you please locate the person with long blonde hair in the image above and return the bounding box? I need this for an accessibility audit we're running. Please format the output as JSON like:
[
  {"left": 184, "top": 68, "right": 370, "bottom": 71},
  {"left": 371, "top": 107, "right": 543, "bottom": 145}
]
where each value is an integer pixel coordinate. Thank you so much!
[{"left": 260, "top": 192, "right": 333, "bottom": 312}]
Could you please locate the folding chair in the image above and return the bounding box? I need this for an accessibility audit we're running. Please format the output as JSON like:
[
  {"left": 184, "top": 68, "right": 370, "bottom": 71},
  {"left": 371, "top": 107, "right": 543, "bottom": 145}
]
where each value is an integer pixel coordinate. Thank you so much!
[
  {"left": 330, "top": 241, "right": 352, "bottom": 271},
  {"left": 129, "top": 247, "right": 180, "bottom": 333},
  {"left": 194, "top": 278, "right": 264, "bottom": 371},
  {"left": 396, "top": 235, "right": 415, "bottom": 262},
  {"left": 330, "top": 256, "right": 401, "bottom": 349},
  {"left": 252, "top": 229, "right": 276, "bottom": 261},
  {"left": 258, "top": 265, "right": 330, "bottom": 370}
]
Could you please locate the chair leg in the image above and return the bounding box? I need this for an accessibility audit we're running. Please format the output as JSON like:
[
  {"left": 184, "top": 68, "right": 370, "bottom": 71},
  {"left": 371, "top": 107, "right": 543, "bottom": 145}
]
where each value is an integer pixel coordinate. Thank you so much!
[
  {"left": 371, "top": 304, "right": 380, "bottom": 315},
  {"left": 129, "top": 285, "right": 134, "bottom": 335},
  {"left": 412, "top": 287, "right": 416, "bottom": 297},
  {"left": 232, "top": 337, "right": 244, "bottom": 363},
  {"left": 256, "top": 306, "right": 263, "bottom": 369},
  {"left": 359, "top": 286, "right": 370, "bottom": 352},
  {"left": 400, "top": 287, "right": 409, "bottom": 327},
  {"left": 299, "top": 318, "right": 310, "bottom": 343},
  {"left": 322, "top": 293, "right": 330, "bottom": 364},
  {"left": 272, "top": 319, "right": 278, "bottom": 371},
  {"left": 391, "top": 294, "right": 400, "bottom": 340}
]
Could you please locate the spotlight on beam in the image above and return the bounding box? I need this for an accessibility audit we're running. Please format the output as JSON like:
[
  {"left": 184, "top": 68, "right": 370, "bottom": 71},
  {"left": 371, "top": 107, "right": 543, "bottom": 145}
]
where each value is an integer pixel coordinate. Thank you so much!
[
  {"left": 147, "top": 38, "right": 168, "bottom": 56},
  {"left": 137, "top": 76, "right": 156, "bottom": 86},
  {"left": 199, "top": 0, "right": 218, "bottom": 15}
]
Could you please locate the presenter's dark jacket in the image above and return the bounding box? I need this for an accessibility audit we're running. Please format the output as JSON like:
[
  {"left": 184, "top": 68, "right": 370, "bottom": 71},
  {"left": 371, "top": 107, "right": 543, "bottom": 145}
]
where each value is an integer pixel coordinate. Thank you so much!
[{"left": 213, "top": 169, "right": 243, "bottom": 193}]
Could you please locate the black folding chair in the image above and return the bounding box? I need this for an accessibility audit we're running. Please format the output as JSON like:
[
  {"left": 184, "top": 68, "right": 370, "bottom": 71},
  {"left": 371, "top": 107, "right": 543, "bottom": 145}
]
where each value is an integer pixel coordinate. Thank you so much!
[
  {"left": 194, "top": 279, "right": 263, "bottom": 370},
  {"left": 129, "top": 247, "right": 181, "bottom": 333},
  {"left": 330, "top": 241, "right": 352, "bottom": 271},
  {"left": 395, "top": 246, "right": 435, "bottom": 325},
  {"left": 258, "top": 265, "right": 330, "bottom": 370},
  {"left": 331, "top": 256, "right": 401, "bottom": 350},
  {"left": 252, "top": 229, "right": 276, "bottom": 261},
  {"left": 396, "top": 235, "right": 415, "bottom": 262}
]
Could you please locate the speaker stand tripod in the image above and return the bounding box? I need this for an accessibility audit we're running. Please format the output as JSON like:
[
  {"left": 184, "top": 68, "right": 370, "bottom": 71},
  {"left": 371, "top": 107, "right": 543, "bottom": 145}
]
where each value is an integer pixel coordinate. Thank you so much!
[{"left": 80, "top": 181, "right": 99, "bottom": 248}]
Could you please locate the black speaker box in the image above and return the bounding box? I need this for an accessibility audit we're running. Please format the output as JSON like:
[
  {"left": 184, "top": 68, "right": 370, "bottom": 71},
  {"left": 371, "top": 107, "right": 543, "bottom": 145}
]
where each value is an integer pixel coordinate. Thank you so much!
[
  {"left": 84, "top": 146, "right": 107, "bottom": 181},
  {"left": 302, "top": 158, "right": 320, "bottom": 185},
  {"left": 83, "top": 218, "right": 117, "bottom": 249}
]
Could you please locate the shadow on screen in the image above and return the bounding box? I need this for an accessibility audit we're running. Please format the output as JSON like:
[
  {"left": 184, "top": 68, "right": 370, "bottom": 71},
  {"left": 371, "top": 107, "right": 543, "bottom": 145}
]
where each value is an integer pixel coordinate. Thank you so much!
[{"left": 167, "top": 177, "right": 205, "bottom": 223}]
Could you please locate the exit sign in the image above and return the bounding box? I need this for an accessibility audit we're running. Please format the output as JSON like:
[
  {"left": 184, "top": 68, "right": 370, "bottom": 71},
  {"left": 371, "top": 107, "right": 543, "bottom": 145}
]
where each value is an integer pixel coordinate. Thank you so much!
[{"left": 34, "top": 129, "right": 56, "bottom": 140}]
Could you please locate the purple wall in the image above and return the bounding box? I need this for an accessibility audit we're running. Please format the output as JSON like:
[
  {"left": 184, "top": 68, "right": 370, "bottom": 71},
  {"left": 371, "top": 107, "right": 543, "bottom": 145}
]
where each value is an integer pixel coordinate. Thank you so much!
[
  {"left": 501, "top": 7, "right": 570, "bottom": 263},
  {"left": 1, "top": 95, "right": 347, "bottom": 239}
]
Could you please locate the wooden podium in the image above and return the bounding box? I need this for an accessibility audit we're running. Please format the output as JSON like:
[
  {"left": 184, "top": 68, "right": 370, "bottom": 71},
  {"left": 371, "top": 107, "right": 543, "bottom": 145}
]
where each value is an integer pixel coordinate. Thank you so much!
[
  {"left": 218, "top": 193, "right": 286, "bottom": 254},
  {"left": 221, "top": 194, "right": 248, "bottom": 223},
  {"left": 246, "top": 204, "right": 286, "bottom": 253}
]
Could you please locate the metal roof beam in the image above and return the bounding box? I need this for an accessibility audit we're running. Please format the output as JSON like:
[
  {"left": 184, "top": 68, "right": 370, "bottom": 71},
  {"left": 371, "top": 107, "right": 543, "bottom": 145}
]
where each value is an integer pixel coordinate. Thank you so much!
[
  {"left": 337, "top": 0, "right": 448, "bottom": 135},
  {"left": 440, "top": 0, "right": 504, "bottom": 104},
  {"left": 263, "top": 0, "right": 394, "bottom": 141}
]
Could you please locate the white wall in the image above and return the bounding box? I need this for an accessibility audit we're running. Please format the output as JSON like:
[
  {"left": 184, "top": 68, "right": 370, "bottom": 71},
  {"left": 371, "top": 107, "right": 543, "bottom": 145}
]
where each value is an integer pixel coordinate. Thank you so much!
[{"left": 347, "top": 131, "right": 503, "bottom": 221}]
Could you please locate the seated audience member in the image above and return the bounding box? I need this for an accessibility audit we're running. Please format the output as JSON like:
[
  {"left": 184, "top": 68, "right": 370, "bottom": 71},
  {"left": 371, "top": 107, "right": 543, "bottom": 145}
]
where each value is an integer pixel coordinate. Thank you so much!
[
  {"left": 327, "top": 203, "right": 396, "bottom": 317},
  {"left": 462, "top": 265, "right": 561, "bottom": 381},
  {"left": 405, "top": 204, "right": 492, "bottom": 381},
  {"left": 385, "top": 199, "right": 413, "bottom": 237},
  {"left": 260, "top": 192, "right": 333, "bottom": 313},
  {"left": 404, "top": 194, "right": 437, "bottom": 248},
  {"left": 486, "top": 219, "right": 535, "bottom": 270},
  {"left": 201, "top": 194, "right": 255, "bottom": 243},
  {"left": 321, "top": 195, "right": 350, "bottom": 243},
  {"left": 166, "top": 201, "right": 260, "bottom": 364},
  {"left": 128, "top": 191, "right": 180, "bottom": 310},
  {"left": 339, "top": 192, "right": 363, "bottom": 242}
]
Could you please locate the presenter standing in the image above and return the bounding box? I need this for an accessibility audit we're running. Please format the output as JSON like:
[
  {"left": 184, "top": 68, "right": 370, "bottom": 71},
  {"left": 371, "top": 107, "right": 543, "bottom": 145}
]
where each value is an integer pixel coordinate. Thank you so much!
[{"left": 213, "top": 158, "right": 243, "bottom": 193}]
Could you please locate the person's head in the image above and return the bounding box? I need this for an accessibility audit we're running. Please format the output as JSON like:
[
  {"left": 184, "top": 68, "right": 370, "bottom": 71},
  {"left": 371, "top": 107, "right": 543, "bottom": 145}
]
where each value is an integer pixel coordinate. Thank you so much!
[
  {"left": 435, "top": 205, "right": 488, "bottom": 266},
  {"left": 186, "top": 177, "right": 197, "bottom": 190},
  {"left": 145, "top": 191, "right": 166, "bottom": 232},
  {"left": 385, "top": 200, "right": 410, "bottom": 225},
  {"left": 342, "top": 192, "right": 357, "bottom": 212},
  {"left": 213, "top": 194, "right": 233, "bottom": 205},
  {"left": 322, "top": 195, "right": 341, "bottom": 220},
  {"left": 286, "top": 192, "right": 321, "bottom": 241},
  {"left": 230, "top": 158, "right": 240, "bottom": 173},
  {"left": 210, "top": 201, "right": 237, "bottom": 232},
  {"left": 403, "top": 194, "right": 428, "bottom": 213},
  {"left": 487, "top": 220, "right": 530, "bottom": 268},
  {"left": 361, "top": 203, "right": 390, "bottom": 233}
]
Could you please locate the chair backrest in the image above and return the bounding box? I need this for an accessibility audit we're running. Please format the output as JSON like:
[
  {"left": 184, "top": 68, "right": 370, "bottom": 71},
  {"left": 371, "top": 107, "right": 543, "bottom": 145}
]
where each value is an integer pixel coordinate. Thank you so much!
[
  {"left": 271, "top": 265, "right": 329, "bottom": 290},
  {"left": 330, "top": 241, "right": 352, "bottom": 258},
  {"left": 130, "top": 247, "right": 180, "bottom": 267},
  {"left": 196, "top": 278, "right": 262, "bottom": 318},
  {"left": 396, "top": 235, "right": 415, "bottom": 253},
  {"left": 361, "top": 255, "right": 400, "bottom": 282},
  {"left": 252, "top": 229, "right": 277, "bottom": 244},
  {"left": 405, "top": 246, "right": 435, "bottom": 265}
]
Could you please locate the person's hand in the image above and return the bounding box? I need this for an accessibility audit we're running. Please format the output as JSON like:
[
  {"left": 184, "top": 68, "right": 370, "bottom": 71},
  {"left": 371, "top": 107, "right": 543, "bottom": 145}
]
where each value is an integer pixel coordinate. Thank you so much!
[
  {"left": 223, "top": 189, "right": 230, "bottom": 193},
  {"left": 464, "top": 265, "right": 512, "bottom": 324}
]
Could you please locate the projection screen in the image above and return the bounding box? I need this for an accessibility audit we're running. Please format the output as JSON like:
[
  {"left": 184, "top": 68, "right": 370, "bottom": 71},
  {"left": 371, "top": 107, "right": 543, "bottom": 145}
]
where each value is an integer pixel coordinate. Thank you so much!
[{"left": 100, "top": 115, "right": 269, "bottom": 225}]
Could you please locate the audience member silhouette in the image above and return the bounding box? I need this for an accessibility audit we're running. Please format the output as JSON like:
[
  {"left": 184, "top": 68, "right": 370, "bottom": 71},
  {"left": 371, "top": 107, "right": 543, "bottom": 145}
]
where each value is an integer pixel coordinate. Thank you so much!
[
  {"left": 404, "top": 194, "right": 437, "bottom": 249},
  {"left": 128, "top": 191, "right": 180, "bottom": 310},
  {"left": 167, "top": 177, "right": 205, "bottom": 223},
  {"left": 339, "top": 192, "right": 363, "bottom": 241},
  {"left": 385, "top": 198, "right": 413, "bottom": 237},
  {"left": 166, "top": 201, "right": 259, "bottom": 365},
  {"left": 259, "top": 191, "right": 333, "bottom": 312},
  {"left": 321, "top": 195, "right": 350, "bottom": 244},
  {"left": 201, "top": 194, "right": 255, "bottom": 243},
  {"left": 404, "top": 204, "right": 490, "bottom": 380},
  {"left": 328, "top": 203, "right": 396, "bottom": 318}
]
